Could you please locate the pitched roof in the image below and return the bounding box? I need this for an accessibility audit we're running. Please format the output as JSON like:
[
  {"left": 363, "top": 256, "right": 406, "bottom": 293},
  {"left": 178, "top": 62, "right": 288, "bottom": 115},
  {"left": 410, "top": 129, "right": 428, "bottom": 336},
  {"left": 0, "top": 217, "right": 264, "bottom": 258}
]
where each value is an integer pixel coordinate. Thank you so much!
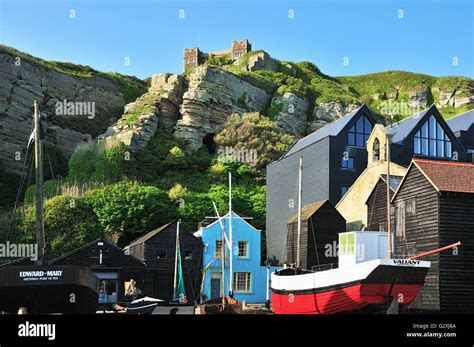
[
  {"left": 126, "top": 222, "right": 175, "bottom": 248},
  {"left": 365, "top": 175, "right": 404, "bottom": 205},
  {"left": 446, "top": 109, "right": 474, "bottom": 133},
  {"left": 288, "top": 200, "right": 328, "bottom": 223},
  {"left": 386, "top": 106, "right": 431, "bottom": 143},
  {"left": 282, "top": 105, "right": 365, "bottom": 158},
  {"left": 49, "top": 239, "right": 145, "bottom": 266},
  {"left": 380, "top": 175, "right": 403, "bottom": 192},
  {"left": 412, "top": 158, "right": 474, "bottom": 193}
]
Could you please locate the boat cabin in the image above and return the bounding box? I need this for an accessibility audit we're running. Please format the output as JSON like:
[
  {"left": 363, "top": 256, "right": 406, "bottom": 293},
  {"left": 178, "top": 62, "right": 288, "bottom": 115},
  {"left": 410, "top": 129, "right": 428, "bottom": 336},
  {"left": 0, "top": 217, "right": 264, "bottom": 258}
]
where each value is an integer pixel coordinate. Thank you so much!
[{"left": 338, "top": 231, "right": 391, "bottom": 268}]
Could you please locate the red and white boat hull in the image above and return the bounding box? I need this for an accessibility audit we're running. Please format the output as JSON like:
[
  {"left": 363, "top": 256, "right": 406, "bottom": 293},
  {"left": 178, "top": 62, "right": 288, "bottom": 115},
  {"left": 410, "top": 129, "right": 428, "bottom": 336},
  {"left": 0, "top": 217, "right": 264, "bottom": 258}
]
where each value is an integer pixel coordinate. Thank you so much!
[{"left": 271, "top": 259, "right": 430, "bottom": 314}]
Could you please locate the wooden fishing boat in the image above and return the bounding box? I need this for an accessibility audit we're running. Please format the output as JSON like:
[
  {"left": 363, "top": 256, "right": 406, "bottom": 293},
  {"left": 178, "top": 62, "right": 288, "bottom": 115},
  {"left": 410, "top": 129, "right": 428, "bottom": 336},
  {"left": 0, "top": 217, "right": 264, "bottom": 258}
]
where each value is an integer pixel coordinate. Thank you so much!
[{"left": 0, "top": 101, "right": 98, "bottom": 314}]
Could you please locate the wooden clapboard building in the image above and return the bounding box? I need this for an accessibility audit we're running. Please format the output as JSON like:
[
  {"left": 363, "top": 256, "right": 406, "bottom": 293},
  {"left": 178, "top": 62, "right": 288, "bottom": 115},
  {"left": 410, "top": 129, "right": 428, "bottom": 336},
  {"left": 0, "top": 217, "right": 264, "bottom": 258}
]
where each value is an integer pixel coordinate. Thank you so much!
[
  {"left": 125, "top": 222, "right": 203, "bottom": 304},
  {"left": 365, "top": 175, "right": 403, "bottom": 232},
  {"left": 50, "top": 239, "right": 146, "bottom": 307},
  {"left": 286, "top": 200, "right": 345, "bottom": 270},
  {"left": 391, "top": 158, "right": 474, "bottom": 312}
]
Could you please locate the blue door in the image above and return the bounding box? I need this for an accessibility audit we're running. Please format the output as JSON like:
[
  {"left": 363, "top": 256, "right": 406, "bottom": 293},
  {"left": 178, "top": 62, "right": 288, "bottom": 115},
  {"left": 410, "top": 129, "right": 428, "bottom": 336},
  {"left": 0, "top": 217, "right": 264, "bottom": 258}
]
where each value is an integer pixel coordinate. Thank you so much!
[{"left": 210, "top": 273, "right": 221, "bottom": 299}]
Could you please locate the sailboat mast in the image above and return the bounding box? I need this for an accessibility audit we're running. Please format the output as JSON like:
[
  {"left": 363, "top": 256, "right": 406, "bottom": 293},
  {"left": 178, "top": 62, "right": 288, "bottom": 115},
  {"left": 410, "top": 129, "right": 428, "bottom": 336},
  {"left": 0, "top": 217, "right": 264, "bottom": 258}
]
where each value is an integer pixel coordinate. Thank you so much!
[
  {"left": 221, "top": 218, "right": 226, "bottom": 305},
  {"left": 228, "top": 173, "right": 233, "bottom": 297},
  {"left": 296, "top": 156, "right": 303, "bottom": 269},
  {"left": 34, "top": 101, "right": 46, "bottom": 265},
  {"left": 173, "top": 221, "right": 180, "bottom": 295},
  {"left": 386, "top": 133, "right": 392, "bottom": 259}
]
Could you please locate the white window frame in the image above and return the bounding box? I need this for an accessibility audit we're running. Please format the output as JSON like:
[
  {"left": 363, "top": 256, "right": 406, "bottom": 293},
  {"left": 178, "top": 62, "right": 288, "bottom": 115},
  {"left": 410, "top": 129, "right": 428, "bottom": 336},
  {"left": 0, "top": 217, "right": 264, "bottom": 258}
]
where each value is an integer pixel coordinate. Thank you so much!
[
  {"left": 233, "top": 272, "right": 252, "bottom": 293},
  {"left": 237, "top": 241, "right": 249, "bottom": 258}
]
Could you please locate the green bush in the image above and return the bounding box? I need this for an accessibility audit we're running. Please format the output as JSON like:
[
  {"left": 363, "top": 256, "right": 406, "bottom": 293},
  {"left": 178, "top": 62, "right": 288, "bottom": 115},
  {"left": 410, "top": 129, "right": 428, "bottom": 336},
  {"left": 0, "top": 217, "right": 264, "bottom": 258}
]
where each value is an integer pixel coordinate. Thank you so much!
[
  {"left": 68, "top": 140, "right": 132, "bottom": 182},
  {"left": 214, "top": 113, "right": 295, "bottom": 170},
  {"left": 21, "top": 195, "right": 102, "bottom": 259},
  {"left": 88, "top": 181, "right": 177, "bottom": 244}
]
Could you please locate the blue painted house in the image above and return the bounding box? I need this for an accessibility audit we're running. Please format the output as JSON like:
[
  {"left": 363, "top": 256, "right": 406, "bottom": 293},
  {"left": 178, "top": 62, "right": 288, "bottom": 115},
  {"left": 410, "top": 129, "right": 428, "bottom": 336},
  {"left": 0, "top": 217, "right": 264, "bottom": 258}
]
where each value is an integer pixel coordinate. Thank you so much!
[{"left": 196, "top": 212, "right": 280, "bottom": 304}]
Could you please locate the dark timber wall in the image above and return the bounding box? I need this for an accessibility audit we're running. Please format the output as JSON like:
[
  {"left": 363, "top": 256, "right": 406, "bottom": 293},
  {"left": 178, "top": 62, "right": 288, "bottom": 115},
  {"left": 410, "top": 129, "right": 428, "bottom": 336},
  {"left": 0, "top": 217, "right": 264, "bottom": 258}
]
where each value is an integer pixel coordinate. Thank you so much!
[
  {"left": 393, "top": 165, "right": 440, "bottom": 310},
  {"left": 286, "top": 201, "right": 345, "bottom": 269},
  {"left": 438, "top": 192, "right": 474, "bottom": 312}
]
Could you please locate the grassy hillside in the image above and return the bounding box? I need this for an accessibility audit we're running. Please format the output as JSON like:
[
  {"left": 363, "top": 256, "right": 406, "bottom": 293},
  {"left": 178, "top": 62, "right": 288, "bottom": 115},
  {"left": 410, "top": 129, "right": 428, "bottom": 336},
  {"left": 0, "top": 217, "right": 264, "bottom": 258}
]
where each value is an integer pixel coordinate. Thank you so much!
[{"left": 0, "top": 44, "right": 147, "bottom": 104}]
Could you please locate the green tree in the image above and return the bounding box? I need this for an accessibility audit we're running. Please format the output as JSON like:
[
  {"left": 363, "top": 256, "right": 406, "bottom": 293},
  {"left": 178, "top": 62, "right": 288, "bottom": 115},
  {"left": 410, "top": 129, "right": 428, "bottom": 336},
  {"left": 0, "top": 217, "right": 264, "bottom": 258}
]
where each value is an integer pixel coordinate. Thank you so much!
[
  {"left": 21, "top": 195, "right": 102, "bottom": 259},
  {"left": 88, "top": 181, "right": 176, "bottom": 245}
]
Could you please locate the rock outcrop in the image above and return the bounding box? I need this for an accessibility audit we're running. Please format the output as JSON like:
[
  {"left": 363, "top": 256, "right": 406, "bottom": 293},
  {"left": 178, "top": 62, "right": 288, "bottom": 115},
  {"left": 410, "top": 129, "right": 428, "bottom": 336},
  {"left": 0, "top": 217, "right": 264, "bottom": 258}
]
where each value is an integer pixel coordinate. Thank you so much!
[
  {"left": 0, "top": 49, "right": 129, "bottom": 174},
  {"left": 407, "top": 86, "right": 431, "bottom": 109},
  {"left": 174, "top": 66, "right": 271, "bottom": 150},
  {"left": 246, "top": 51, "right": 278, "bottom": 72},
  {"left": 103, "top": 73, "right": 185, "bottom": 152},
  {"left": 271, "top": 93, "right": 309, "bottom": 137},
  {"left": 308, "top": 102, "right": 361, "bottom": 132}
]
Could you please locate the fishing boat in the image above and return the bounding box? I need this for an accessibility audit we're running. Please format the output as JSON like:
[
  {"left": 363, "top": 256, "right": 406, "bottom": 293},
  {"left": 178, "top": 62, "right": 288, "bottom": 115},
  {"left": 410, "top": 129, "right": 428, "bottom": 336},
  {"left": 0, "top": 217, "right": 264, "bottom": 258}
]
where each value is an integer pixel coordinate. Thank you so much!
[
  {"left": 200, "top": 173, "right": 242, "bottom": 314},
  {"left": 0, "top": 101, "right": 98, "bottom": 314},
  {"left": 271, "top": 135, "right": 459, "bottom": 314},
  {"left": 125, "top": 222, "right": 195, "bottom": 314}
]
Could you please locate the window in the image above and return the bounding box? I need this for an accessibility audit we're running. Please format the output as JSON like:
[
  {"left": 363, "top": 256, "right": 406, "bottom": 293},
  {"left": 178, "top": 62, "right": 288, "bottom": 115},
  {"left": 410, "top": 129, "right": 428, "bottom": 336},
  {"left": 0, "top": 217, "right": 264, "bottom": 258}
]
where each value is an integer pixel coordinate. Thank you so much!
[
  {"left": 378, "top": 221, "right": 387, "bottom": 232},
  {"left": 215, "top": 240, "right": 223, "bottom": 257},
  {"left": 184, "top": 250, "right": 193, "bottom": 260},
  {"left": 395, "top": 200, "right": 406, "bottom": 238},
  {"left": 406, "top": 198, "right": 416, "bottom": 216},
  {"left": 373, "top": 138, "right": 380, "bottom": 161},
  {"left": 339, "top": 233, "right": 355, "bottom": 255},
  {"left": 341, "top": 156, "right": 354, "bottom": 169},
  {"left": 233, "top": 272, "right": 251, "bottom": 292},
  {"left": 468, "top": 148, "right": 474, "bottom": 154},
  {"left": 238, "top": 241, "right": 249, "bottom": 258},
  {"left": 156, "top": 250, "right": 167, "bottom": 260},
  {"left": 348, "top": 115, "right": 373, "bottom": 148},
  {"left": 341, "top": 185, "right": 349, "bottom": 197},
  {"left": 414, "top": 115, "right": 452, "bottom": 158}
]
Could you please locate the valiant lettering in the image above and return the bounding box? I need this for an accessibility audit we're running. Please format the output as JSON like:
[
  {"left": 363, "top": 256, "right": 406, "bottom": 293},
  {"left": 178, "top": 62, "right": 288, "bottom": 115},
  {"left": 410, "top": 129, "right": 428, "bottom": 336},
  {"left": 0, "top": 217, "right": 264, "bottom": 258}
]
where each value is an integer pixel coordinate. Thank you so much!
[{"left": 392, "top": 259, "right": 420, "bottom": 266}]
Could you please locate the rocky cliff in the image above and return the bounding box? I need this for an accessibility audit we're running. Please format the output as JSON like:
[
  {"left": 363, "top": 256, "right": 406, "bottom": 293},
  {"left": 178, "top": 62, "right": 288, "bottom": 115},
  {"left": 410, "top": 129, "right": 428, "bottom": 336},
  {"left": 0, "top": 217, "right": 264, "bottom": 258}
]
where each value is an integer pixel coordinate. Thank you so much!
[
  {"left": 2, "top": 46, "right": 473, "bottom": 174},
  {"left": 0, "top": 45, "right": 146, "bottom": 174}
]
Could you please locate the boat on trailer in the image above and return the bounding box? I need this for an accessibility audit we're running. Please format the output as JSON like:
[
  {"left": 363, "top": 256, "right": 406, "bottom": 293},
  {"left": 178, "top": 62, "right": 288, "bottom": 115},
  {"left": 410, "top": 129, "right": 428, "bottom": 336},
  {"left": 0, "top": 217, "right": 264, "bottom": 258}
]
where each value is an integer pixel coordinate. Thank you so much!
[
  {"left": 271, "top": 140, "right": 459, "bottom": 315},
  {"left": 271, "top": 231, "right": 431, "bottom": 314}
]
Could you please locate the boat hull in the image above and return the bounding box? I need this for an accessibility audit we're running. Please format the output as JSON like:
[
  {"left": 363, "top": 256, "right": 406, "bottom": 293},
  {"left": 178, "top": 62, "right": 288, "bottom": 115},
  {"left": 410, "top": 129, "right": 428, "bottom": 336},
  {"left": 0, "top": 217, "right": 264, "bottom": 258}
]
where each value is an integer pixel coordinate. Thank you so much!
[
  {"left": 271, "top": 259, "right": 430, "bottom": 314},
  {"left": 0, "top": 265, "right": 98, "bottom": 314}
]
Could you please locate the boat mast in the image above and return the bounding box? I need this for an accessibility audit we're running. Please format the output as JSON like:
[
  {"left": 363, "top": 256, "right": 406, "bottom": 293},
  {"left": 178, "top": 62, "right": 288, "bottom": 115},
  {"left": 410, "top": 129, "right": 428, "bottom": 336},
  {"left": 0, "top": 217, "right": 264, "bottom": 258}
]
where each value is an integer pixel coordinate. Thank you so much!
[
  {"left": 173, "top": 221, "right": 180, "bottom": 297},
  {"left": 34, "top": 101, "right": 46, "bottom": 265},
  {"left": 228, "top": 172, "right": 233, "bottom": 298},
  {"left": 386, "top": 132, "right": 392, "bottom": 259},
  {"left": 296, "top": 156, "right": 303, "bottom": 269},
  {"left": 221, "top": 219, "right": 226, "bottom": 305}
]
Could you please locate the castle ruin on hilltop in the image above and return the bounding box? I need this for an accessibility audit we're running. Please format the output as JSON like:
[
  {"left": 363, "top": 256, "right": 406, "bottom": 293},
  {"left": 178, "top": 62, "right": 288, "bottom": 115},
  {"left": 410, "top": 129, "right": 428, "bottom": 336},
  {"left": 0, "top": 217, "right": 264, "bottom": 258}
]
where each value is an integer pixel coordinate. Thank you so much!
[{"left": 183, "top": 39, "right": 252, "bottom": 70}]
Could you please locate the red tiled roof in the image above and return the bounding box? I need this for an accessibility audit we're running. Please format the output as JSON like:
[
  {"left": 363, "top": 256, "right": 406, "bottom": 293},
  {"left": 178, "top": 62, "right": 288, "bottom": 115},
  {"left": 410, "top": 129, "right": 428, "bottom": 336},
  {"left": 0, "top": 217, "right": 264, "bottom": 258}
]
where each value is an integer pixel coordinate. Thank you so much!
[{"left": 413, "top": 158, "right": 474, "bottom": 193}]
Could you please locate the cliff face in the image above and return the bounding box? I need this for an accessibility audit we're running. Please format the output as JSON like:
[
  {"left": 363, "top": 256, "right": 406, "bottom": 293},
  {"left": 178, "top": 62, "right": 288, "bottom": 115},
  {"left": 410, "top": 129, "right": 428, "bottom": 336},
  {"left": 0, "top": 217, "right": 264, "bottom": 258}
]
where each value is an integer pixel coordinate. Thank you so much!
[
  {"left": 175, "top": 66, "right": 272, "bottom": 149},
  {"left": 2, "top": 46, "right": 473, "bottom": 174},
  {"left": 0, "top": 46, "right": 146, "bottom": 174}
]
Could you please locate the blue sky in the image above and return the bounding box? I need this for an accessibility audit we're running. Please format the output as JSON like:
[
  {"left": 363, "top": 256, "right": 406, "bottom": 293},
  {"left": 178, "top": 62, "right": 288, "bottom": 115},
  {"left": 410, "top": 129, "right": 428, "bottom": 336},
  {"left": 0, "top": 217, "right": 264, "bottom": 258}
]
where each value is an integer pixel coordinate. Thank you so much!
[{"left": 0, "top": 0, "right": 472, "bottom": 79}]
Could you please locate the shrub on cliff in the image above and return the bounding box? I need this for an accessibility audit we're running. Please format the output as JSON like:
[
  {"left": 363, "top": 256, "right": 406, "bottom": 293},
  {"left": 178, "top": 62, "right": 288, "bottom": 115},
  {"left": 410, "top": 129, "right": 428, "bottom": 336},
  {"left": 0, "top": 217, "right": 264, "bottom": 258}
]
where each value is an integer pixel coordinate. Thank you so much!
[
  {"left": 214, "top": 112, "right": 295, "bottom": 170},
  {"left": 68, "top": 140, "right": 132, "bottom": 182}
]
